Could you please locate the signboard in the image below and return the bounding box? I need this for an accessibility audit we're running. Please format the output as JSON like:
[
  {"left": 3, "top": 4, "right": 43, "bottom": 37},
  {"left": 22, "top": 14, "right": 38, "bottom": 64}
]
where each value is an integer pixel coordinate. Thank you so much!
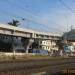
[{"left": 63, "top": 45, "right": 71, "bottom": 53}]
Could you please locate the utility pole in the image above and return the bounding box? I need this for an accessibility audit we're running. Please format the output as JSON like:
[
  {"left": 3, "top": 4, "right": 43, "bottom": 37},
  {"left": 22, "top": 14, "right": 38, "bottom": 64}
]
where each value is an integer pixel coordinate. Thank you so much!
[{"left": 71, "top": 25, "right": 73, "bottom": 31}]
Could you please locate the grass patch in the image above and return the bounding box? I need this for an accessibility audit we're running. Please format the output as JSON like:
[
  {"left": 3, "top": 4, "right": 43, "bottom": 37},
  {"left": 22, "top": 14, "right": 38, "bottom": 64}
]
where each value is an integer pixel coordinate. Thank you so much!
[{"left": 0, "top": 53, "right": 69, "bottom": 62}]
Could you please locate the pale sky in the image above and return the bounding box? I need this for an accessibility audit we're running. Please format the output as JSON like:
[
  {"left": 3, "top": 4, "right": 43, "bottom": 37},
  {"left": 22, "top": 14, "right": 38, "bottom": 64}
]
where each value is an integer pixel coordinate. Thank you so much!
[{"left": 0, "top": 0, "right": 75, "bottom": 33}]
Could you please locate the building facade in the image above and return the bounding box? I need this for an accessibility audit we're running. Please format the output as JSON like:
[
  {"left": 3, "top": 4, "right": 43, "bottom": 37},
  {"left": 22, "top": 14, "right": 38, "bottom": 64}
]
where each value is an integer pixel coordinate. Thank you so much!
[
  {"left": 38, "top": 40, "right": 59, "bottom": 54},
  {"left": 62, "top": 29, "right": 75, "bottom": 56}
]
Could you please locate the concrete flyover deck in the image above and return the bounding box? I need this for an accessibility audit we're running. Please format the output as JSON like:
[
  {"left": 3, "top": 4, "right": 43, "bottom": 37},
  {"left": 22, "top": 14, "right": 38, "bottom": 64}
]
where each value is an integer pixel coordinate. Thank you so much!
[
  {"left": 0, "top": 57, "right": 74, "bottom": 75},
  {"left": 0, "top": 24, "right": 61, "bottom": 40}
]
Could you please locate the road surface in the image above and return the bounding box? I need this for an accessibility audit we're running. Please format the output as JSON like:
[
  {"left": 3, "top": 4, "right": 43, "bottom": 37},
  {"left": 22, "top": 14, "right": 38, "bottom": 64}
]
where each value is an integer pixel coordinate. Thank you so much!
[{"left": 0, "top": 57, "right": 75, "bottom": 75}]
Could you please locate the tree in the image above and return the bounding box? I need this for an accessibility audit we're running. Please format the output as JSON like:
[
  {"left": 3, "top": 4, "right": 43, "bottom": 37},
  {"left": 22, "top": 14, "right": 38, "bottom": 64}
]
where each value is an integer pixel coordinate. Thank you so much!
[
  {"left": 8, "top": 19, "right": 20, "bottom": 54},
  {"left": 8, "top": 19, "right": 20, "bottom": 27}
]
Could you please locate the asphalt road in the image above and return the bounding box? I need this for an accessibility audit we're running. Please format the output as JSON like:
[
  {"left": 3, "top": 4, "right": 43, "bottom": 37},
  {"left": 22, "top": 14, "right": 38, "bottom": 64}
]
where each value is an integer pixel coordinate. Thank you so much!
[{"left": 0, "top": 57, "right": 75, "bottom": 75}]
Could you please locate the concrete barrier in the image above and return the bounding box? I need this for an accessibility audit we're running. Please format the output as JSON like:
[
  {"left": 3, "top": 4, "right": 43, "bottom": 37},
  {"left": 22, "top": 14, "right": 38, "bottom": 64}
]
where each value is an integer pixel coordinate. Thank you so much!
[{"left": 0, "top": 52, "right": 35, "bottom": 56}]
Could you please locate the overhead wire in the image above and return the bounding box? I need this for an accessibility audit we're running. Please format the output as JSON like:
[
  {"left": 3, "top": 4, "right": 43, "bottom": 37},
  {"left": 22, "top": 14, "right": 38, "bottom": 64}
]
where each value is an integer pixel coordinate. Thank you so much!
[
  {"left": 59, "top": 0, "right": 75, "bottom": 31},
  {"left": 0, "top": 8, "right": 64, "bottom": 32},
  {"left": 59, "top": 0, "right": 75, "bottom": 14},
  {"left": 6, "top": 0, "right": 63, "bottom": 32},
  {"left": 0, "top": 0, "right": 64, "bottom": 32}
]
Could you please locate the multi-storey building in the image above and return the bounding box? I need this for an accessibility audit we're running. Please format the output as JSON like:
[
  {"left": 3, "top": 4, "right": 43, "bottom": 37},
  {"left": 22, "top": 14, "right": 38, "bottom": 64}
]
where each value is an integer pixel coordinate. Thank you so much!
[
  {"left": 39, "top": 40, "right": 51, "bottom": 51},
  {"left": 38, "top": 40, "right": 59, "bottom": 53}
]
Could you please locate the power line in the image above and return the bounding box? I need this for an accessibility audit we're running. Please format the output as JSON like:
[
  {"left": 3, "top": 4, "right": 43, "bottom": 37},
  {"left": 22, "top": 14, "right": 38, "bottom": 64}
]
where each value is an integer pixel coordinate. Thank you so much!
[
  {"left": 59, "top": 0, "right": 75, "bottom": 31},
  {"left": 0, "top": 0, "right": 64, "bottom": 32},
  {"left": 59, "top": 0, "right": 75, "bottom": 14},
  {"left": 0, "top": 8, "right": 63, "bottom": 32},
  {"left": 0, "top": 8, "right": 23, "bottom": 19},
  {"left": 18, "top": 0, "right": 68, "bottom": 28},
  {"left": 6, "top": 0, "right": 63, "bottom": 30},
  {"left": 6, "top": 0, "right": 40, "bottom": 19}
]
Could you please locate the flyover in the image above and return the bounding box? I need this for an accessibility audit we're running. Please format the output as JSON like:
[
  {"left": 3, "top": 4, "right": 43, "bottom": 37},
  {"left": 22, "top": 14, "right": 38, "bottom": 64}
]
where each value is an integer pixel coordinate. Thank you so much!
[
  {"left": 0, "top": 24, "right": 61, "bottom": 39},
  {"left": 0, "top": 24, "right": 62, "bottom": 53}
]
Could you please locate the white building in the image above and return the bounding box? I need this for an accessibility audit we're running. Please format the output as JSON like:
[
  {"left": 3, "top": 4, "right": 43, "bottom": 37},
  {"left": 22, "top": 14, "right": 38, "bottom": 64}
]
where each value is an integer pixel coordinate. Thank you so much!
[{"left": 39, "top": 40, "right": 59, "bottom": 53}]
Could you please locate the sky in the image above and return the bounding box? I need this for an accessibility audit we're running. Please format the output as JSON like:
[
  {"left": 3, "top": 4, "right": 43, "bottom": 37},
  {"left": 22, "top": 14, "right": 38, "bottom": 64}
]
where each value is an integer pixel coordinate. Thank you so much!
[{"left": 0, "top": 0, "right": 75, "bottom": 33}]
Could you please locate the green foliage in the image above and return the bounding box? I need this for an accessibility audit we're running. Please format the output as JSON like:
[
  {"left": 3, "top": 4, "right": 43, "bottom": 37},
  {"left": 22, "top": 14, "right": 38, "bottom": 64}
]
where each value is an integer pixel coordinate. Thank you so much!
[{"left": 8, "top": 19, "right": 20, "bottom": 27}]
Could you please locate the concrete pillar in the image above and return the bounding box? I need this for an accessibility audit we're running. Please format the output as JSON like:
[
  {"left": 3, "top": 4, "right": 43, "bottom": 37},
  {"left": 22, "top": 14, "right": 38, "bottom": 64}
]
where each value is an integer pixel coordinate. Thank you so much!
[
  {"left": 21, "top": 37, "right": 34, "bottom": 53},
  {"left": 59, "top": 50, "right": 63, "bottom": 56},
  {"left": 26, "top": 39, "right": 34, "bottom": 53},
  {"left": 11, "top": 36, "right": 15, "bottom": 53}
]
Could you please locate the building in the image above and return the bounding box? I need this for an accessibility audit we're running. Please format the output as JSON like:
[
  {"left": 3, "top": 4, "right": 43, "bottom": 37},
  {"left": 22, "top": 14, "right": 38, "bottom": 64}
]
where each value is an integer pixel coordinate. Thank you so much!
[
  {"left": 38, "top": 40, "right": 59, "bottom": 56},
  {"left": 39, "top": 40, "right": 51, "bottom": 51},
  {"left": 62, "top": 29, "right": 75, "bottom": 56}
]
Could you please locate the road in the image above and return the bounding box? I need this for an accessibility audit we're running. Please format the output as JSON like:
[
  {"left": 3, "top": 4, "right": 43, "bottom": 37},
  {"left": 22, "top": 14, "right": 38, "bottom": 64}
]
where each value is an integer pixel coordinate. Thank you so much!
[{"left": 0, "top": 57, "right": 75, "bottom": 75}]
